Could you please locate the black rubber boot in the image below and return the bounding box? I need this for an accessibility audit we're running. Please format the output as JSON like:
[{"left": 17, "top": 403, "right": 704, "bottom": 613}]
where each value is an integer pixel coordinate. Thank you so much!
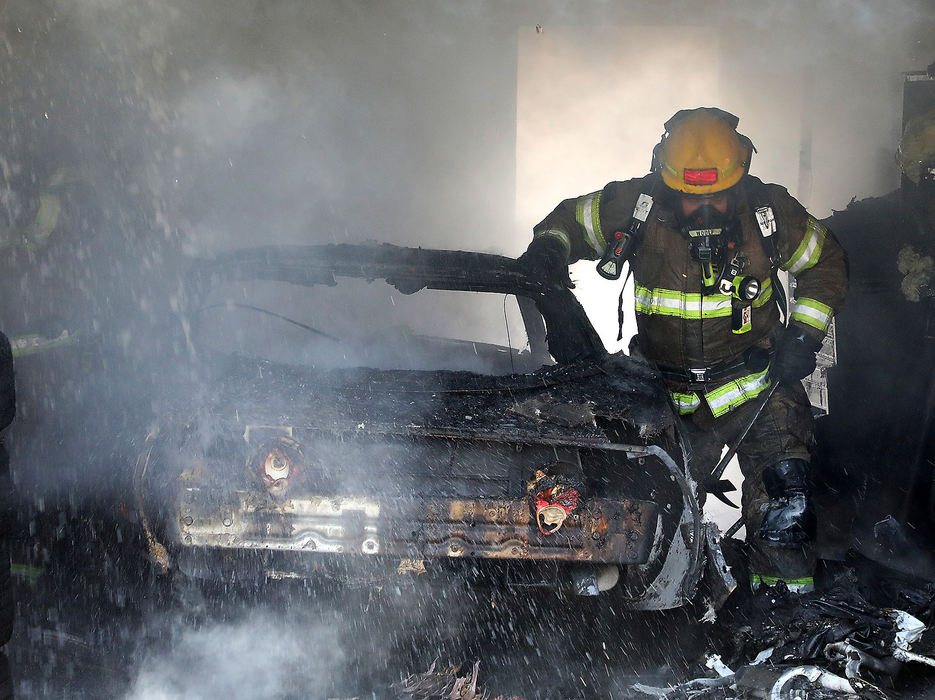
[{"left": 758, "top": 458, "right": 816, "bottom": 546}]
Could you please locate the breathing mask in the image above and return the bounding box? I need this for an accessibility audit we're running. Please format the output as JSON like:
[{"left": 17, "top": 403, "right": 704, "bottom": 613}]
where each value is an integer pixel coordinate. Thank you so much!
[{"left": 676, "top": 195, "right": 740, "bottom": 293}]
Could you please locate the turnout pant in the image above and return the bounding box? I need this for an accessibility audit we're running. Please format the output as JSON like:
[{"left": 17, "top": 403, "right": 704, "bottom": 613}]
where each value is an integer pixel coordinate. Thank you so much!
[{"left": 680, "top": 380, "right": 817, "bottom": 591}]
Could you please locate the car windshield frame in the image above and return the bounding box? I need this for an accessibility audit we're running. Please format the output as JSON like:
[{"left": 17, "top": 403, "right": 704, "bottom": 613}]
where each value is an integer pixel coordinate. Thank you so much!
[{"left": 186, "top": 243, "right": 607, "bottom": 368}]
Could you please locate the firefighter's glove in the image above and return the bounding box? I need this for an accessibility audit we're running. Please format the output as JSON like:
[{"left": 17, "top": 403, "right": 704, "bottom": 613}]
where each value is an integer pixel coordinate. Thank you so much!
[
  {"left": 758, "top": 458, "right": 816, "bottom": 546},
  {"left": 517, "top": 237, "right": 574, "bottom": 289},
  {"left": 773, "top": 327, "right": 822, "bottom": 382}
]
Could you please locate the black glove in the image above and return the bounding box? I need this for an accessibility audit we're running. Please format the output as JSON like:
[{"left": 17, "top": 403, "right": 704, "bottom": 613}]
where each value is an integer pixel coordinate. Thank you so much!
[
  {"left": 773, "top": 327, "right": 822, "bottom": 382},
  {"left": 758, "top": 458, "right": 816, "bottom": 546},
  {"left": 517, "top": 236, "right": 574, "bottom": 289}
]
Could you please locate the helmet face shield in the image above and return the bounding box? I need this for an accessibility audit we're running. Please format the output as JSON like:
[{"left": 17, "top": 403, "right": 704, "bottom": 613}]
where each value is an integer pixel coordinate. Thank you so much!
[{"left": 667, "top": 184, "right": 736, "bottom": 226}]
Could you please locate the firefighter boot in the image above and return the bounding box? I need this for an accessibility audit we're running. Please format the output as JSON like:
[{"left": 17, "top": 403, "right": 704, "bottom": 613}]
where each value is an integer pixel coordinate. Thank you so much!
[{"left": 758, "top": 458, "right": 816, "bottom": 546}]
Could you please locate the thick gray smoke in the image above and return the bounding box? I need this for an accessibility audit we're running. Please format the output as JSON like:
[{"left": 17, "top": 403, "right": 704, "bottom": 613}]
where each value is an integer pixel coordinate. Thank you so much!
[
  {"left": 3, "top": 1, "right": 932, "bottom": 380},
  {"left": 4, "top": 0, "right": 935, "bottom": 255},
  {"left": 1, "top": 0, "right": 935, "bottom": 695},
  {"left": 126, "top": 608, "right": 349, "bottom": 700}
]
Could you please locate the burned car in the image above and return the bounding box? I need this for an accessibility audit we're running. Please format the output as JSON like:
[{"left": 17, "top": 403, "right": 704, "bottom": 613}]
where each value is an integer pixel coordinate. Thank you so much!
[{"left": 135, "top": 243, "right": 724, "bottom": 609}]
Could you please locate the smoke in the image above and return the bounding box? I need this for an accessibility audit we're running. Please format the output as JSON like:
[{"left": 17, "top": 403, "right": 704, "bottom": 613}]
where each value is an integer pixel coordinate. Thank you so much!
[
  {"left": 197, "top": 277, "right": 533, "bottom": 373},
  {"left": 126, "top": 604, "right": 350, "bottom": 699},
  {"left": 5, "top": 0, "right": 932, "bottom": 258},
  {"left": 0, "top": 1, "right": 934, "bottom": 694}
]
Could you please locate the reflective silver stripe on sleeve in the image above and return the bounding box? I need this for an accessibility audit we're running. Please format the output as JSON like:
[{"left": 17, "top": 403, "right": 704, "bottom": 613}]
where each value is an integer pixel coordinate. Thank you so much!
[
  {"left": 575, "top": 191, "right": 605, "bottom": 255},
  {"left": 534, "top": 228, "right": 571, "bottom": 252},
  {"left": 791, "top": 297, "right": 834, "bottom": 332},
  {"left": 783, "top": 216, "right": 827, "bottom": 275}
]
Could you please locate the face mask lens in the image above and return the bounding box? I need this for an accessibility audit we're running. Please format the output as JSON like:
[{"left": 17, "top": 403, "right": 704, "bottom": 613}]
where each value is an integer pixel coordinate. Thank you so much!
[{"left": 683, "top": 203, "right": 725, "bottom": 231}]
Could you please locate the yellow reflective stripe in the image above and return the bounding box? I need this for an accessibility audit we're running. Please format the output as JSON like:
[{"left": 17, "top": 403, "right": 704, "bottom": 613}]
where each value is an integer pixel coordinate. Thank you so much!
[
  {"left": 634, "top": 285, "right": 733, "bottom": 319},
  {"left": 720, "top": 157, "right": 743, "bottom": 180},
  {"left": 751, "top": 574, "right": 815, "bottom": 592},
  {"left": 635, "top": 281, "right": 774, "bottom": 320},
  {"left": 704, "top": 368, "right": 771, "bottom": 418},
  {"left": 575, "top": 191, "right": 606, "bottom": 255},
  {"left": 11, "top": 562, "right": 44, "bottom": 583},
  {"left": 33, "top": 193, "right": 61, "bottom": 241},
  {"left": 10, "top": 331, "right": 76, "bottom": 357},
  {"left": 533, "top": 228, "right": 571, "bottom": 253},
  {"left": 791, "top": 297, "right": 834, "bottom": 332},
  {"left": 783, "top": 216, "right": 827, "bottom": 275},
  {"left": 671, "top": 391, "right": 701, "bottom": 415}
]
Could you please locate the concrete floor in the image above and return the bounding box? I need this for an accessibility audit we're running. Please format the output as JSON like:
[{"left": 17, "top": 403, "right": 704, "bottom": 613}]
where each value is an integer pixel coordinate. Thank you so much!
[
  {"left": 4, "top": 503, "right": 704, "bottom": 699},
  {"left": 6, "top": 500, "right": 935, "bottom": 699}
]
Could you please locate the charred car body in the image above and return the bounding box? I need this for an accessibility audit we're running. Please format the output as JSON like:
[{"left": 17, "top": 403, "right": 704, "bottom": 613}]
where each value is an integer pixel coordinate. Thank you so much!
[{"left": 136, "top": 244, "right": 728, "bottom": 609}]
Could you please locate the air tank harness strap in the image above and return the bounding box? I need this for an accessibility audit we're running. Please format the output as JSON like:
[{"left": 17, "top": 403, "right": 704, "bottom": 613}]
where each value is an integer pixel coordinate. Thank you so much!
[
  {"left": 749, "top": 184, "right": 788, "bottom": 322},
  {"left": 598, "top": 173, "right": 661, "bottom": 341}
]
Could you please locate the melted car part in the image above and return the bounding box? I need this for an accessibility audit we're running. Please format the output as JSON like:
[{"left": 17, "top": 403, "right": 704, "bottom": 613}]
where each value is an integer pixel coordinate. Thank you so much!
[
  {"left": 176, "top": 491, "right": 658, "bottom": 564},
  {"left": 253, "top": 437, "right": 305, "bottom": 501},
  {"left": 526, "top": 463, "right": 586, "bottom": 536}
]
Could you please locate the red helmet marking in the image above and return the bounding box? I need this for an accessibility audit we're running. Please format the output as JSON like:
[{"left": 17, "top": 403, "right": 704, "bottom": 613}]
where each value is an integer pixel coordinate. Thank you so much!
[{"left": 683, "top": 168, "right": 719, "bottom": 185}]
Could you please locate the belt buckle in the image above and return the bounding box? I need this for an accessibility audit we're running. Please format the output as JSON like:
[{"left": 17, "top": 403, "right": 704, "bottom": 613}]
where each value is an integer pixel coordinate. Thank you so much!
[{"left": 689, "top": 368, "right": 707, "bottom": 383}]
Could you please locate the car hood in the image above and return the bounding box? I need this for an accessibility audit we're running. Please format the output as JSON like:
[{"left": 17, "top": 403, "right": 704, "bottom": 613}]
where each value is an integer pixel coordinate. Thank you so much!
[
  {"left": 189, "top": 350, "right": 675, "bottom": 445},
  {"left": 190, "top": 243, "right": 542, "bottom": 296}
]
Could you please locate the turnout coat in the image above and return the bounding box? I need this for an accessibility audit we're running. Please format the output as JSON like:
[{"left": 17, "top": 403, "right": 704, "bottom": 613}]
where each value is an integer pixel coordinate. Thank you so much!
[{"left": 532, "top": 174, "right": 848, "bottom": 418}]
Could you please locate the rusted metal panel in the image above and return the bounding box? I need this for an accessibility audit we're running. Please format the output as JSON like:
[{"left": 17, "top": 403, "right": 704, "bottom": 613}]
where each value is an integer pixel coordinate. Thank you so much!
[
  {"left": 177, "top": 492, "right": 658, "bottom": 565},
  {"left": 409, "top": 497, "right": 657, "bottom": 564}
]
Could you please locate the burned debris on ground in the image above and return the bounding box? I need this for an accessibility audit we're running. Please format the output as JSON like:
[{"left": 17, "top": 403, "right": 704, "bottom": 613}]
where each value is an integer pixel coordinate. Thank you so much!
[
  {"left": 385, "top": 542, "right": 935, "bottom": 699},
  {"left": 626, "top": 539, "right": 935, "bottom": 700}
]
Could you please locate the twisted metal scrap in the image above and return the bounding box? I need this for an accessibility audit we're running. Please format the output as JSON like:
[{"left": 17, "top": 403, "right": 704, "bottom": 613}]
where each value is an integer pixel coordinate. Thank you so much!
[{"left": 393, "top": 659, "right": 487, "bottom": 700}]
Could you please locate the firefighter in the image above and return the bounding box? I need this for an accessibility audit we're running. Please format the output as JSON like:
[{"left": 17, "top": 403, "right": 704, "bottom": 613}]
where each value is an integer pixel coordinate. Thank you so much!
[
  {"left": 0, "top": 162, "right": 95, "bottom": 499},
  {"left": 816, "top": 104, "right": 935, "bottom": 557},
  {"left": 0, "top": 165, "right": 85, "bottom": 357},
  {"left": 520, "top": 107, "right": 848, "bottom": 593}
]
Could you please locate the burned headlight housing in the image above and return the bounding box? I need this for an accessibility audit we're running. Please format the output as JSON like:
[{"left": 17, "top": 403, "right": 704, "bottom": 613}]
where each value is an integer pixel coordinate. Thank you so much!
[{"left": 252, "top": 437, "right": 304, "bottom": 500}]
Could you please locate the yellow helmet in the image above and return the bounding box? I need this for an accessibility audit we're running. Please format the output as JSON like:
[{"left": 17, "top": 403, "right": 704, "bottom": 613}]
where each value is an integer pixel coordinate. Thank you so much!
[
  {"left": 655, "top": 107, "right": 754, "bottom": 195},
  {"left": 897, "top": 107, "right": 935, "bottom": 185}
]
